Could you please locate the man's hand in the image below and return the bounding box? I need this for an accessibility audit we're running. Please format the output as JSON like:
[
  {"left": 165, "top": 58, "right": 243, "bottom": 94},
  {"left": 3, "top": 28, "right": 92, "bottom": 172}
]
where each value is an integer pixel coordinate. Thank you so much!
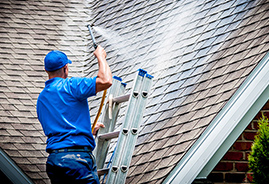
[
  {"left": 93, "top": 122, "right": 105, "bottom": 136},
  {"left": 94, "top": 45, "right": 107, "bottom": 60}
]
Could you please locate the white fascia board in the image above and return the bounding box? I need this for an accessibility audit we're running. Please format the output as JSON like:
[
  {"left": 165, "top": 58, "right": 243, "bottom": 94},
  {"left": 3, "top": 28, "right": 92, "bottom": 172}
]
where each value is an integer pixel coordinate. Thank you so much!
[
  {"left": 163, "top": 52, "right": 269, "bottom": 184},
  {"left": 0, "top": 148, "right": 34, "bottom": 184},
  {"left": 197, "top": 84, "right": 269, "bottom": 178}
]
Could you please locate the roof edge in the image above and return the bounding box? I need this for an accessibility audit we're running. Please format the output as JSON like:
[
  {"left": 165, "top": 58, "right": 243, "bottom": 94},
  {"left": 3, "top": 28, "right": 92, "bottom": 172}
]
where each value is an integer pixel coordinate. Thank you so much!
[
  {"left": 163, "top": 51, "right": 269, "bottom": 184},
  {"left": 197, "top": 83, "right": 269, "bottom": 179},
  {"left": 0, "top": 148, "right": 34, "bottom": 184}
]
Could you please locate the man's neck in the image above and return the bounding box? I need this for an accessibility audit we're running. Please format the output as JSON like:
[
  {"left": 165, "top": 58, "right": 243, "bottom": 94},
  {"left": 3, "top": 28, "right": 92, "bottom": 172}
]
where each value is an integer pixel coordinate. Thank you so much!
[{"left": 48, "top": 75, "right": 66, "bottom": 80}]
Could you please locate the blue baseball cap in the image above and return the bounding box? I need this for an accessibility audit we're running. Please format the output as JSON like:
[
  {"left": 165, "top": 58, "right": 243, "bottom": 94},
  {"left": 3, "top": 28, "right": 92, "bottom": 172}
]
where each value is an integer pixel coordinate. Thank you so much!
[{"left": 44, "top": 50, "right": 72, "bottom": 71}]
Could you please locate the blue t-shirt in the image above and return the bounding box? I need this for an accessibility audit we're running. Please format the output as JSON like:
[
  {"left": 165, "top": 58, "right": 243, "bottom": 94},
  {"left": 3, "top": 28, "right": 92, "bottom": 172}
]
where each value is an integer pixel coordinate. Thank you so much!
[{"left": 36, "top": 77, "right": 97, "bottom": 152}]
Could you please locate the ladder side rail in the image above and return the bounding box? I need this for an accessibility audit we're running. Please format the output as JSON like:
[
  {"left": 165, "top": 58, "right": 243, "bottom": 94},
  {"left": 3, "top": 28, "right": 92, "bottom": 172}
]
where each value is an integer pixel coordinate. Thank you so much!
[
  {"left": 94, "top": 77, "right": 124, "bottom": 169},
  {"left": 96, "top": 83, "right": 127, "bottom": 171},
  {"left": 106, "top": 69, "right": 146, "bottom": 184},
  {"left": 108, "top": 83, "right": 126, "bottom": 133},
  {"left": 114, "top": 74, "right": 153, "bottom": 184},
  {"left": 95, "top": 77, "right": 122, "bottom": 137}
]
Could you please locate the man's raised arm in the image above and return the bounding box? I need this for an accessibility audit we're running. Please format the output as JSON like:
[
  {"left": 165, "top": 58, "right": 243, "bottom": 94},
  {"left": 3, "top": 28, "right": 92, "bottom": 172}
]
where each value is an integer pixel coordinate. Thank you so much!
[{"left": 94, "top": 45, "right": 112, "bottom": 93}]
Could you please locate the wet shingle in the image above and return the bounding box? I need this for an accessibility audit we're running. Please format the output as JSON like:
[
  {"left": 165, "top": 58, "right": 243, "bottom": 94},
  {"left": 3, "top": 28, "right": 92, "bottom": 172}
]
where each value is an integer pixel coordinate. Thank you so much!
[
  {"left": 0, "top": 0, "right": 89, "bottom": 182},
  {"left": 1, "top": 0, "right": 269, "bottom": 183}
]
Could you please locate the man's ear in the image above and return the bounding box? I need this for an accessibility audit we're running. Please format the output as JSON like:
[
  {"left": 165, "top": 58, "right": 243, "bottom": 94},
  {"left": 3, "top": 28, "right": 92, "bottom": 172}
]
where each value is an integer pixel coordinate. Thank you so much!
[{"left": 63, "top": 64, "right": 68, "bottom": 77}]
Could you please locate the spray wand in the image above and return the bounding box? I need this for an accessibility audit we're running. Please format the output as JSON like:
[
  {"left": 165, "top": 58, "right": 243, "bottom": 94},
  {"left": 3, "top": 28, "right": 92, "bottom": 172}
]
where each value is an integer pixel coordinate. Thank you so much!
[
  {"left": 87, "top": 24, "right": 107, "bottom": 133},
  {"left": 87, "top": 24, "right": 98, "bottom": 49}
]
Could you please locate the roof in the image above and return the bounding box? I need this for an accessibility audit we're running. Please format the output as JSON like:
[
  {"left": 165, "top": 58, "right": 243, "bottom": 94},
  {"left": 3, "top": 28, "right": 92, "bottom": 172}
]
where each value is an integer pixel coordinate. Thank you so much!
[
  {"left": 0, "top": 0, "right": 90, "bottom": 183},
  {"left": 89, "top": 0, "right": 269, "bottom": 183},
  {"left": 0, "top": 0, "right": 269, "bottom": 183},
  {"left": 164, "top": 51, "right": 269, "bottom": 183}
]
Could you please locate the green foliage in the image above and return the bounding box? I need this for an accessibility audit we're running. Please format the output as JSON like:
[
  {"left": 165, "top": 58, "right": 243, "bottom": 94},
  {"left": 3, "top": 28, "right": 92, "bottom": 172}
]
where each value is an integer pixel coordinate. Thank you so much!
[{"left": 248, "top": 113, "right": 269, "bottom": 184}]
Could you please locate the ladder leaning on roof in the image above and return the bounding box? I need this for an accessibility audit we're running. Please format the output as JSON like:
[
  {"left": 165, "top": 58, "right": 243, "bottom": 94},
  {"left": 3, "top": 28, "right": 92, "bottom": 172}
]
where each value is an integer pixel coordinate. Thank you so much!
[{"left": 93, "top": 68, "right": 153, "bottom": 184}]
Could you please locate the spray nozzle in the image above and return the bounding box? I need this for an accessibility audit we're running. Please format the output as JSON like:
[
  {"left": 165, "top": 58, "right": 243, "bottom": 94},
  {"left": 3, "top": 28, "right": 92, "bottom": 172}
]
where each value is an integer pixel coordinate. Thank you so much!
[{"left": 87, "top": 24, "right": 98, "bottom": 49}]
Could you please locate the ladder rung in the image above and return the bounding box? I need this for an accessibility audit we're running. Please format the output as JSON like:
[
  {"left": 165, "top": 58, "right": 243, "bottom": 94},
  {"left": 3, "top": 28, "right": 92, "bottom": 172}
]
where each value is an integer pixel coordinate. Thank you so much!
[
  {"left": 98, "top": 131, "right": 120, "bottom": 140},
  {"left": 97, "top": 168, "right": 109, "bottom": 176},
  {"left": 112, "top": 94, "right": 130, "bottom": 103}
]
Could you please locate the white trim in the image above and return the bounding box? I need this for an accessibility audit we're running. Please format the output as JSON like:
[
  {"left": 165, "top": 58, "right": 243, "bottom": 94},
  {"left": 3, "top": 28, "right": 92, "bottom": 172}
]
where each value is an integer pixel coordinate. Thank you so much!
[
  {"left": 0, "top": 148, "right": 34, "bottom": 184},
  {"left": 197, "top": 85, "right": 269, "bottom": 178},
  {"left": 163, "top": 52, "right": 269, "bottom": 184}
]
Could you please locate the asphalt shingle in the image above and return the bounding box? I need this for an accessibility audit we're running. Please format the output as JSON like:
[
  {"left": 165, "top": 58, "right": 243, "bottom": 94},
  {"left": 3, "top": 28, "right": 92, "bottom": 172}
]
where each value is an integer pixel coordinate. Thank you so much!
[
  {"left": 1, "top": 0, "right": 269, "bottom": 183},
  {"left": 87, "top": 0, "right": 269, "bottom": 183},
  {"left": 0, "top": 0, "right": 90, "bottom": 183}
]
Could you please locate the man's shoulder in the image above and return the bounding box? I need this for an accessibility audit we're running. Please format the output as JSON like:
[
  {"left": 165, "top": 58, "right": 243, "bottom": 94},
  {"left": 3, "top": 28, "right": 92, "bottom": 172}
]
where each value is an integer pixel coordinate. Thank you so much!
[
  {"left": 68, "top": 77, "right": 97, "bottom": 99},
  {"left": 68, "top": 76, "right": 97, "bottom": 83}
]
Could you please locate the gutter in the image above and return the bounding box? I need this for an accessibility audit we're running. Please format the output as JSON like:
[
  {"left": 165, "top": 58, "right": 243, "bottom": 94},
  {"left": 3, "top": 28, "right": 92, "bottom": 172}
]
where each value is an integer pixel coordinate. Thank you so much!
[
  {"left": 0, "top": 148, "right": 34, "bottom": 184},
  {"left": 163, "top": 51, "right": 269, "bottom": 184}
]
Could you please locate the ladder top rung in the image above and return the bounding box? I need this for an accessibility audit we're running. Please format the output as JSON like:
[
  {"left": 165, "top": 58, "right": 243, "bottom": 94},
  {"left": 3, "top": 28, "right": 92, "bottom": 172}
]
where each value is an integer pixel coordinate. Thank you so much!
[
  {"left": 98, "top": 131, "right": 120, "bottom": 140},
  {"left": 112, "top": 94, "right": 130, "bottom": 103},
  {"left": 97, "top": 168, "right": 109, "bottom": 176}
]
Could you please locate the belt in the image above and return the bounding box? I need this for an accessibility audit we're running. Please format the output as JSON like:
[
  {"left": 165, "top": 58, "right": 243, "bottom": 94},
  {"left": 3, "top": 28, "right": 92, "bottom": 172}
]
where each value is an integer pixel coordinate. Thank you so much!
[{"left": 50, "top": 147, "right": 92, "bottom": 153}]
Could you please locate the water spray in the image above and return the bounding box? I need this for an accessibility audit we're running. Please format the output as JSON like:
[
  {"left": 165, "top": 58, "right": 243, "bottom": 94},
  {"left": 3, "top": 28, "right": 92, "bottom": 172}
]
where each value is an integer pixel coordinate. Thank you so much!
[{"left": 87, "top": 24, "right": 98, "bottom": 49}]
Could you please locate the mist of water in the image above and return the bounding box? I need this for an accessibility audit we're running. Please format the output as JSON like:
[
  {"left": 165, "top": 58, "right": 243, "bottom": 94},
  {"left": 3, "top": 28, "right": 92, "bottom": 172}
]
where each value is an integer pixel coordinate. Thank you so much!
[
  {"left": 91, "top": 1, "right": 201, "bottom": 80},
  {"left": 93, "top": 26, "right": 134, "bottom": 56}
]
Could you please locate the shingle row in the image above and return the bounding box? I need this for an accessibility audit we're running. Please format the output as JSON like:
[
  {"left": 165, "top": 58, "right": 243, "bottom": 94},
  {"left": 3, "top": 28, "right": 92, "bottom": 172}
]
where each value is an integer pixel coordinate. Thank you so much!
[
  {"left": 89, "top": 0, "right": 269, "bottom": 183},
  {"left": 0, "top": 0, "right": 91, "bottom": 183}
]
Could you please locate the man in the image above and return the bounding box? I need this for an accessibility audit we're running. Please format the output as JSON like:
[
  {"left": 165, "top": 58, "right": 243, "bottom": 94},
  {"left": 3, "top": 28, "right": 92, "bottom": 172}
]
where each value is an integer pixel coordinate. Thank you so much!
[{"left": 37, "top": 46, "right": 112, "bottom": 184}]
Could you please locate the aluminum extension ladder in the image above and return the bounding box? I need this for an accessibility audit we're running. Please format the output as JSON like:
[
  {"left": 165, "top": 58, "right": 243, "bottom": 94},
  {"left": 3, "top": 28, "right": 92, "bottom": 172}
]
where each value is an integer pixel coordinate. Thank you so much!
[{"left": 93, "top": 69, "right": 153, "bottom": 184}]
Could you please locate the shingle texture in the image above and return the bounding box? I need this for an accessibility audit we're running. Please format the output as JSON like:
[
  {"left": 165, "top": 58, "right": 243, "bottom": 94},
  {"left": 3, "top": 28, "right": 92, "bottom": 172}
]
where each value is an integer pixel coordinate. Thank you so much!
[
  {"left": 0, "top": 0, "right": 269, "bottom": 183},
  {"left": 88, "top": 0, "right": 269, "bottom": 183},
  {"left": 0, "top": 0, "right": 91, "bottom": 183}
]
